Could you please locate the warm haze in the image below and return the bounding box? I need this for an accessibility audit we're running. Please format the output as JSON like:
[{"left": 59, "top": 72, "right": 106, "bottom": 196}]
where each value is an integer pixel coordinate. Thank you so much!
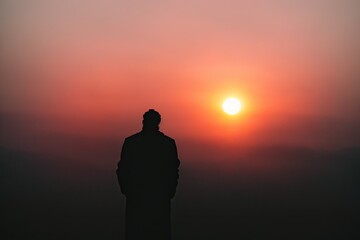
[
  {"left": 1, "top": 1, "right": 360, "bottom": 240},
  {"left": 1, "top": 0, "right": 360, "bottom": 153}
]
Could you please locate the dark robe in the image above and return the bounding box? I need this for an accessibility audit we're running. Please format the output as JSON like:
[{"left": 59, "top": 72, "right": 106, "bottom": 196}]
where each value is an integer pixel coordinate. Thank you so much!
[{"left": 117, "top": 129, "right": 180, "bottom": 240}]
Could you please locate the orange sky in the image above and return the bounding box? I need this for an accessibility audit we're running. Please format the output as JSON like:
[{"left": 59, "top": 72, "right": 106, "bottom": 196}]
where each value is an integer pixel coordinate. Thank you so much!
[{"left": 1, "top": 0, "right": 360, "bottom": 156}]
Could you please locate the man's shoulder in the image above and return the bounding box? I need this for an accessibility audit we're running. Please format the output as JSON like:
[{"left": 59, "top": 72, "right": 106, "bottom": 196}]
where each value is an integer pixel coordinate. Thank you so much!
[
  {"left": 159, "top": 132, "right": 176, "bottom": 144},
  {"left": 124, "top": 131, "right": 176, "bottom": 143},
  {"left": 124, "top": 132, "right": 141, "bottom": 142}
]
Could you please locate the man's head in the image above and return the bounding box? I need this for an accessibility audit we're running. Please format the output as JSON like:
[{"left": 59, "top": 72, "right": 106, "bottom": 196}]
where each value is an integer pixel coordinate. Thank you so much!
[{"left": 142, "top": 109, "right": 161, "bottom": 130}]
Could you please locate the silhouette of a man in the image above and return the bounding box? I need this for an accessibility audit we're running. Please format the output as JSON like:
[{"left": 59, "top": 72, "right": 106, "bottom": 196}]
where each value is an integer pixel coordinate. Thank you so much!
[{"left": 117, "top": 109, "right": 180, "bottom": 240}]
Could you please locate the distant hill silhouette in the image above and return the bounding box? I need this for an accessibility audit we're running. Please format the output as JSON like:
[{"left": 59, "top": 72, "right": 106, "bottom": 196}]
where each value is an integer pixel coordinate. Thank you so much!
[{"left": 1, "top": 145, "right": 360, "bottom": 239}]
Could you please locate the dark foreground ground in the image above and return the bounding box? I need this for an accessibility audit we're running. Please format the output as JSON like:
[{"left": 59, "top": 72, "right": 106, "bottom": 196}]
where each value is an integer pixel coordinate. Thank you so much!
[{"left": 1, "top": 145, "right": 359, "bottom": 240}]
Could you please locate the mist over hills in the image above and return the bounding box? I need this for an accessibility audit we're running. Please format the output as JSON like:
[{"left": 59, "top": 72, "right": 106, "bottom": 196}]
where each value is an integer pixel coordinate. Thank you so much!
[
  {"left": 2, "top": 111, "right": 360, "bottom": 239},
  {"left": 1, "top": 141, "right": 359, "bottom": 239}
]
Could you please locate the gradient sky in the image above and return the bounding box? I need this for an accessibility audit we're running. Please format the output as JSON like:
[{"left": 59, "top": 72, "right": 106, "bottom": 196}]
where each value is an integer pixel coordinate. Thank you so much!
[
  {"left": 1, "top": 3, "right": 360, "bottom": 239},
  {"left": 1, "top": 0, "right": 360, "bottom": 158}
]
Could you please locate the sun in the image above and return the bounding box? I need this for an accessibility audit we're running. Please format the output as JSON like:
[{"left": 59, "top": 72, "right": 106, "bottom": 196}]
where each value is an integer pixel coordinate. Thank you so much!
[{"left": 222, "top": 98, "right": 242, "bottom": 115}]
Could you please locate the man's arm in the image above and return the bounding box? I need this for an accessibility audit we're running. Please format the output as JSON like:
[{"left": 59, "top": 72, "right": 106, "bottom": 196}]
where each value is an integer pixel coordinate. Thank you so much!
[
  {"left": 116, "top": 139, "right": 130, "bottom": 195},
  {"left": 170, "top": 139, "right": 180, "bottom": 198}
]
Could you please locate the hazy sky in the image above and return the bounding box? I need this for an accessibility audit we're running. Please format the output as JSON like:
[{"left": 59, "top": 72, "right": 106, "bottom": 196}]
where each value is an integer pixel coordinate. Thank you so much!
[
  {"left": 1, "top": 4, "right": 360, "bottom": 239},
  {"left": 1, "top": 0, "right": 360, "bottom": 154}
]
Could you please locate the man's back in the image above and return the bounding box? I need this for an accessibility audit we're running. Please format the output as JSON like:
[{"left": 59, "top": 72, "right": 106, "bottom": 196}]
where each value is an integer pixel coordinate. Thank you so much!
[{"left": 117, "top": 130, "right": 180, "bottom": 197}]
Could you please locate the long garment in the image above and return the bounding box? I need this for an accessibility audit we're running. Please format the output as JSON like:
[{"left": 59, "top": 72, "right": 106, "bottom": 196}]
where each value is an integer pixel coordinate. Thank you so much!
[
  {"left": 117, "top": 130, "right": 180, "bottom": 240},
  {"left": 126, "top": 196, "right": 171, "bottom": 240}
]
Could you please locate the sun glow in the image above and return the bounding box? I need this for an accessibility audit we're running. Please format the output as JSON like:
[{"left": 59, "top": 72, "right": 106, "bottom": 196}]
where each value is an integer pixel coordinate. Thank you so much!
[{"left": 222, "top": 98, "right": 242, "bottom": 115}]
